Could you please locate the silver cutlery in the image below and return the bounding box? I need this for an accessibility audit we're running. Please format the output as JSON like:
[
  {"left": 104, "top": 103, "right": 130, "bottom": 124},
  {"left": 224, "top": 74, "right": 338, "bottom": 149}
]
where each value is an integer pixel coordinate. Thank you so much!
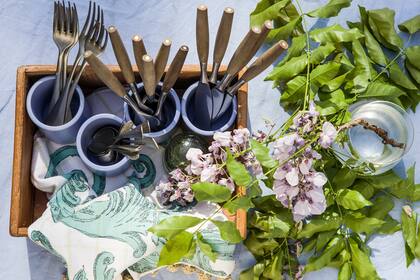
[{"left": 47, "top": 1, "right": 79, "bottom": 119}]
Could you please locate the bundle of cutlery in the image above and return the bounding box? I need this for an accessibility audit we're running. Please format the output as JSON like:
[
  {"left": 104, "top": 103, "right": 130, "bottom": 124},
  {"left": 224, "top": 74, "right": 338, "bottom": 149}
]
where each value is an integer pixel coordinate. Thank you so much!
[
  {"left": 46, "top": 1, "right": 108, "bottom": 126},
  {"left": 192, "top": 5, "right": 288, "bottom": 129}
]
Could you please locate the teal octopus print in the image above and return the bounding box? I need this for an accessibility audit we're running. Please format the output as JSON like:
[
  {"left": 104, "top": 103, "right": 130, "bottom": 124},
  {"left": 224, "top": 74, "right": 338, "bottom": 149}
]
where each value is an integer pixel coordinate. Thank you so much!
[
  {"left": 93, "top": 251, "right": 116, "bottom": 280},
  {"left": 30, "top": 230, "right": 66, "bottom": 265},
  {"left": 131, "top": 154, "right": 156, "bottom": 189},
  {"left": 49, "top": 181, "right": 169, "bottom": 258}
]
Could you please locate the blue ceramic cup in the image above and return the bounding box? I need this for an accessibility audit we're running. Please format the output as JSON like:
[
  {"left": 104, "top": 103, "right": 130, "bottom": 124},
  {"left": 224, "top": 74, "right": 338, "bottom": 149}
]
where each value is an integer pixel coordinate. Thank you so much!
[
  {"left": 124, "top": 83, "right": 180, "bottom": 144},
  {"left": 76, "top": 113, "right": 130, "bottom": 176},
  {"left": 182, "top": 82, "right": 237, "bottom": 137},
  {"left": 26, "top": 75, "right": 90, "bottom": 144}
]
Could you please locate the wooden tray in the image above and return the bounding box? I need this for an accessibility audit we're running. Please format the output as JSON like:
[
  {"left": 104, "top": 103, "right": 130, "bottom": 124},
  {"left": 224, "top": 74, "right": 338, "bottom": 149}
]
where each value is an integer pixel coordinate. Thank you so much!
[{"left": 10, "top": 64, "right": 248, "bottom": 238}]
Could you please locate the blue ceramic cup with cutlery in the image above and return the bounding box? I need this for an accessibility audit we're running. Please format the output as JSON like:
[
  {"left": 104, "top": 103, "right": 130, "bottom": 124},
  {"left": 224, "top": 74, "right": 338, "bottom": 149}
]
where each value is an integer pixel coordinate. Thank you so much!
[
  {"left": 26, "top": 76, "right": 90, "bottom": 144},
  {"left": 76, "top": 113, "right": 130, "bottom": 176},
  {"left": 182, "top": 81, "right": 237, "bottom": 137},
  {"left": 124, "top": 83, "right": 181, "bottom": 144}
]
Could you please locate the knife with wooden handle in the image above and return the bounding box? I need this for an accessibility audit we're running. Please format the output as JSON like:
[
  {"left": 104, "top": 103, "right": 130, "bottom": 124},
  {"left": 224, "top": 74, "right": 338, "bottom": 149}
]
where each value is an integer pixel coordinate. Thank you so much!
[
  {"left": 213, "top": 40, "right": 288, "bottom": 120},
  {"left": 132, "top": 35, "right": 147, "bottom": 81},
  {"left": 215, "top": 26, "right": 262, "bottom": 92},
  {"left": 209, "top": 7, "right": 234, "bottom": 84},
  {"left": 84, "top": 51, "right": 152, "bottom": 117},
  {"left": 108, "top": 26, "right": 143, "bottom": 106},
  {"left": 155, "top": 39, "right": 172, "bottom": 84},
  {"left": 141, "top": 54, "right": 156, "bottom": 101},
  {"left": 155, "top": 45, "right": 189, "bottom": 118}
]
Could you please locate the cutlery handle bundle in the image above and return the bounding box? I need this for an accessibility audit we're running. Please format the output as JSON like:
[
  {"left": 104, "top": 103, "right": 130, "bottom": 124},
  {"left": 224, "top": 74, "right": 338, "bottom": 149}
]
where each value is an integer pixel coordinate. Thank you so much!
[
  {"left": 155, "top": 39, "right": 172, "bottom": 84},
  {"left": 109, "top": 26, "right": 136, "bottom": 84}
]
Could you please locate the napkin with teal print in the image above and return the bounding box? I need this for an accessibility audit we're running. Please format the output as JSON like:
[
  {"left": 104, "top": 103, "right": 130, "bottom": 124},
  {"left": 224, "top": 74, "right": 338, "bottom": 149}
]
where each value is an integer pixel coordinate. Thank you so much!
[{"left": 28, "top": 175, "right": 235, "bottom": 279}]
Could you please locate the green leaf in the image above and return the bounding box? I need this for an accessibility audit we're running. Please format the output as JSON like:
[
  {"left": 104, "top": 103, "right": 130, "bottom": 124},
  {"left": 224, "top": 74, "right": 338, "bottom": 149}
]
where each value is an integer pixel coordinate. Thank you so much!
[
  {"left": 250, "top": 0, "right": 291, "bottom": 27},
  {"left": 244, "top": 231, "right": 279, "bottom": 256},
  {"left": 250, "top": 139, "right": 277, "bottom": 168},
  {"left": 320, "top": 73, "right": 349, "bottom": 93},
  {"left": 309, "top": 43, "right": 337, "bottom": 64},
  {"left": 267, "top": 53, "right": 307, "bottom": 81},
  {"left": 211, "top": 220, "right": 242, "bottom": 243},
  {"left": 367, "top": 8, "right": 403, "bottom": 51},
  {"left": 352, "top": 180, "right": 377, "bottom": 200},
  {"left": 363, "top": 170, "right": 402, "bottom": 189},
  {"left": 158, "top": 231, "right": 194, "bottom": 266},
  {"left": 377, "top": 215, "right": 401, "bottom": 235},
  {"left": 332, "top": 167, "right": 356, "bottom": 189},
  {"left": 250, "top": 211, "right": 291, "bottom": 238},
  {"left": 316, "top": 230, "right": 336, "bottom": 251},
  {"left": 349, "top": 238, "right": 380, "bottom": 280},
  {"left": 239, "top": 262, "right": 266, "bottom": 280},
  {"left": 406, "top": 60, "right": 420, "bottom": 84},
  {"left": 190, "top": 182, "right": 231, "bottom": 203},
  {"left": 262, "top": 250, "right": 283, "bottom": 279},
  {"left": 316, "top": 89, "right": 349, "bottom": 115},
  {"left": 196, "top": 233, "right": 217, "bottom": 262},
  {"left": 297, "top": 212, "right": 341, "bottom": 238},
  {"left": 307, "top": 0, "right": 351, "bottom": 18},
  {"left": 344, "top": 212, "right": 384, "bottom": 234},
  {"left": 226, "top": 152, "right": 252, "bottom": 186},
  {"left": 363, "top": 80, "right": 406, "bottom": 99},
  {"left": 349, "top": 39, "right": 374, "bottom": 93},
  {"left": 336, "top": 189, "right": 372, "bottom": 210},
  {"left": 310, "top": 24, "right": 364, "bottom": 43},
  {"left": 398, "top": 15, "right": 420, "bottom": 34},
  {"left": 149, "top": 216, "right": 203, "bottom": 240},
  {"left": 368, "top": 195, "right": 394, "bottom": 220},
  {"left": 305, "top": 237, "right": 345, "bottom": 272},
  {"left": 364, "top": 27, "right": 387, "bottom": 66},
  {"left": 415, "top": 222, "right": 420, "bottom": 258},
  {"left": 267, "top": 16, "right": 302, "bottom": 42},
  {"left": 406, "top": 46, "right": 420, "bottom": 70},
  {"left": 281, "top": 61, "right": 340, "bottom": 103},
  {"left": 224, "top": 197, "right": 255, "bottom": 214},
  {"left": 389, "top": 63, "right": 418, "bottom": 91},
  {"left": 338, "top": 262, "right": 352, "bottom": 280},
  {"left": 401, "top": 206, "right": 417, "bottom": 266}
]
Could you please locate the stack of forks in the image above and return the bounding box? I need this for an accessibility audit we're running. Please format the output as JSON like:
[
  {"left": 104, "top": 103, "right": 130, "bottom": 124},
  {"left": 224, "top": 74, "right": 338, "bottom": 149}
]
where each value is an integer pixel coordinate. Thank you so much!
[{"left": 46, "top": 1, "right": 108, "bottom": 126}]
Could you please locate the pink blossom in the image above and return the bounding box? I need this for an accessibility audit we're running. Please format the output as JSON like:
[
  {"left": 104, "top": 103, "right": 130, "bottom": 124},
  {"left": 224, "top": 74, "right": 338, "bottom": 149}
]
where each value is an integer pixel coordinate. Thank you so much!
[
  {"left": 319, "top": 122, "right": 337, "bottom": 148},
  {"left": 200, "top": 165, "right": 219, "bottom": 182},
  {"left": 218, "top": 177, "right": 235, "bottom": 192},
  {"left": 232, "top": 128, "right": 250, "bottom": 145},
  {"left": 213, "top": 131, "right": 232, "bottom": 146}
]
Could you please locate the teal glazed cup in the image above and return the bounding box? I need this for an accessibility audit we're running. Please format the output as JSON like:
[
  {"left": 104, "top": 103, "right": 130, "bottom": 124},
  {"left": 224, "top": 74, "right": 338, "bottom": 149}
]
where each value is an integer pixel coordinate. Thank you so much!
[
  {"left": 181, "top": 82, "right": 237, "bottom": 137},
  {"left": 124, "top": 83, "right": 181, "bottom": 144},
  {"left": 26, "top": 76, "right": 90, "bottom": 144},
  {"left": 76, "top": 113, "right": 130, "bottom": 176}
]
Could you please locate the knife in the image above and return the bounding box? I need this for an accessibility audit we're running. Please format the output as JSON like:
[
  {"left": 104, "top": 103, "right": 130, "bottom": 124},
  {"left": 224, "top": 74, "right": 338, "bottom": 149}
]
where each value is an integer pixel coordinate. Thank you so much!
[
  {"left": 108, "top": 26, "right": 147, "bottom": 111},
  {"left": 213, "top": 40, "right": 288, "bottom": 120},
  {"left": 154, "top": 45, "right": 189, "bottom": 120},
  {"left": 155, "top": 39, "right": 172, "bottom": 84},
  {"left": 141, "top": 54, "right": 156, "bottom": 102},
  {"left": 132, "top": 35, "right": 148, "bottom": 81},
  {"left": 209, "top": 7, "right": 234, "bottom": 85},
  {"left": 193, "top": 4, "right": 213, "bottom": 129}
]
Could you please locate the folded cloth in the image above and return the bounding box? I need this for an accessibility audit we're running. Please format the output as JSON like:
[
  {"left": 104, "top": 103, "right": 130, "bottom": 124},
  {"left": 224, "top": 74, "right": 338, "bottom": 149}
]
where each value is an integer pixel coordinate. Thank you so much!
[{"left": 28, "top": 89, "right": 235, "bottom": 280}]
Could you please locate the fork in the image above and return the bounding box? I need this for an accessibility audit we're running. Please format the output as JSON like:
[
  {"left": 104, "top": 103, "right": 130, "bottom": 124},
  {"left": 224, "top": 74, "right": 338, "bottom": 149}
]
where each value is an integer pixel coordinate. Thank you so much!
[
  {"left": 46, "top": 1, "right": 79, "bottom": 121},
  {"left": 51, "top": 1, "right": 106, "bottom": 123}
]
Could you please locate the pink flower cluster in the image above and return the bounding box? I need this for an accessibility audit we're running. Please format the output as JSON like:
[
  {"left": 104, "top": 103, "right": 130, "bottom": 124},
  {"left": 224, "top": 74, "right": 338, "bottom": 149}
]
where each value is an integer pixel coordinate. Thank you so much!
[
  {"left": 272, "top": 102, "right": 337, "bottom": 221},
  {"left": 156, "top": 128, "right": 261, "bottom": 207}
]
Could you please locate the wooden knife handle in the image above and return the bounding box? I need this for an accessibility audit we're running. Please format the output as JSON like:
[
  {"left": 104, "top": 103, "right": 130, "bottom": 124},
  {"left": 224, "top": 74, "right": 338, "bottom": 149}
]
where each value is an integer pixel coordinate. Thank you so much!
[
  {"left": 84, "top": 51, "right": 126, "bottom": 98},
  {"left": 155, "top": 39, "right": 172, "bottom": 84},
  {"left": 108, "top": 26, "right": 135, "bottom": 84},
  {"left": 213, "top": 7, "right": 234, "bottom": 65},
  {"left": 132, "top": 35, "right": 147, "bottom": 79},
  {"left": 162, "top": 45, "right": 189, "bottom": 93},
  {"left": 241, "top": 40, "right": 288, "bottom": 82},
  {"left": 196, "top": 5, "right": 209, "bottom": 64},
  {"left": 252, "top": 20, "right": 273, "bottom": 54},
  {"left": 226, "top": 26, "right": 261, "bottom": 76},
  {"left": 141, "top": 54, "right": 156, "bottom": 98}
]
